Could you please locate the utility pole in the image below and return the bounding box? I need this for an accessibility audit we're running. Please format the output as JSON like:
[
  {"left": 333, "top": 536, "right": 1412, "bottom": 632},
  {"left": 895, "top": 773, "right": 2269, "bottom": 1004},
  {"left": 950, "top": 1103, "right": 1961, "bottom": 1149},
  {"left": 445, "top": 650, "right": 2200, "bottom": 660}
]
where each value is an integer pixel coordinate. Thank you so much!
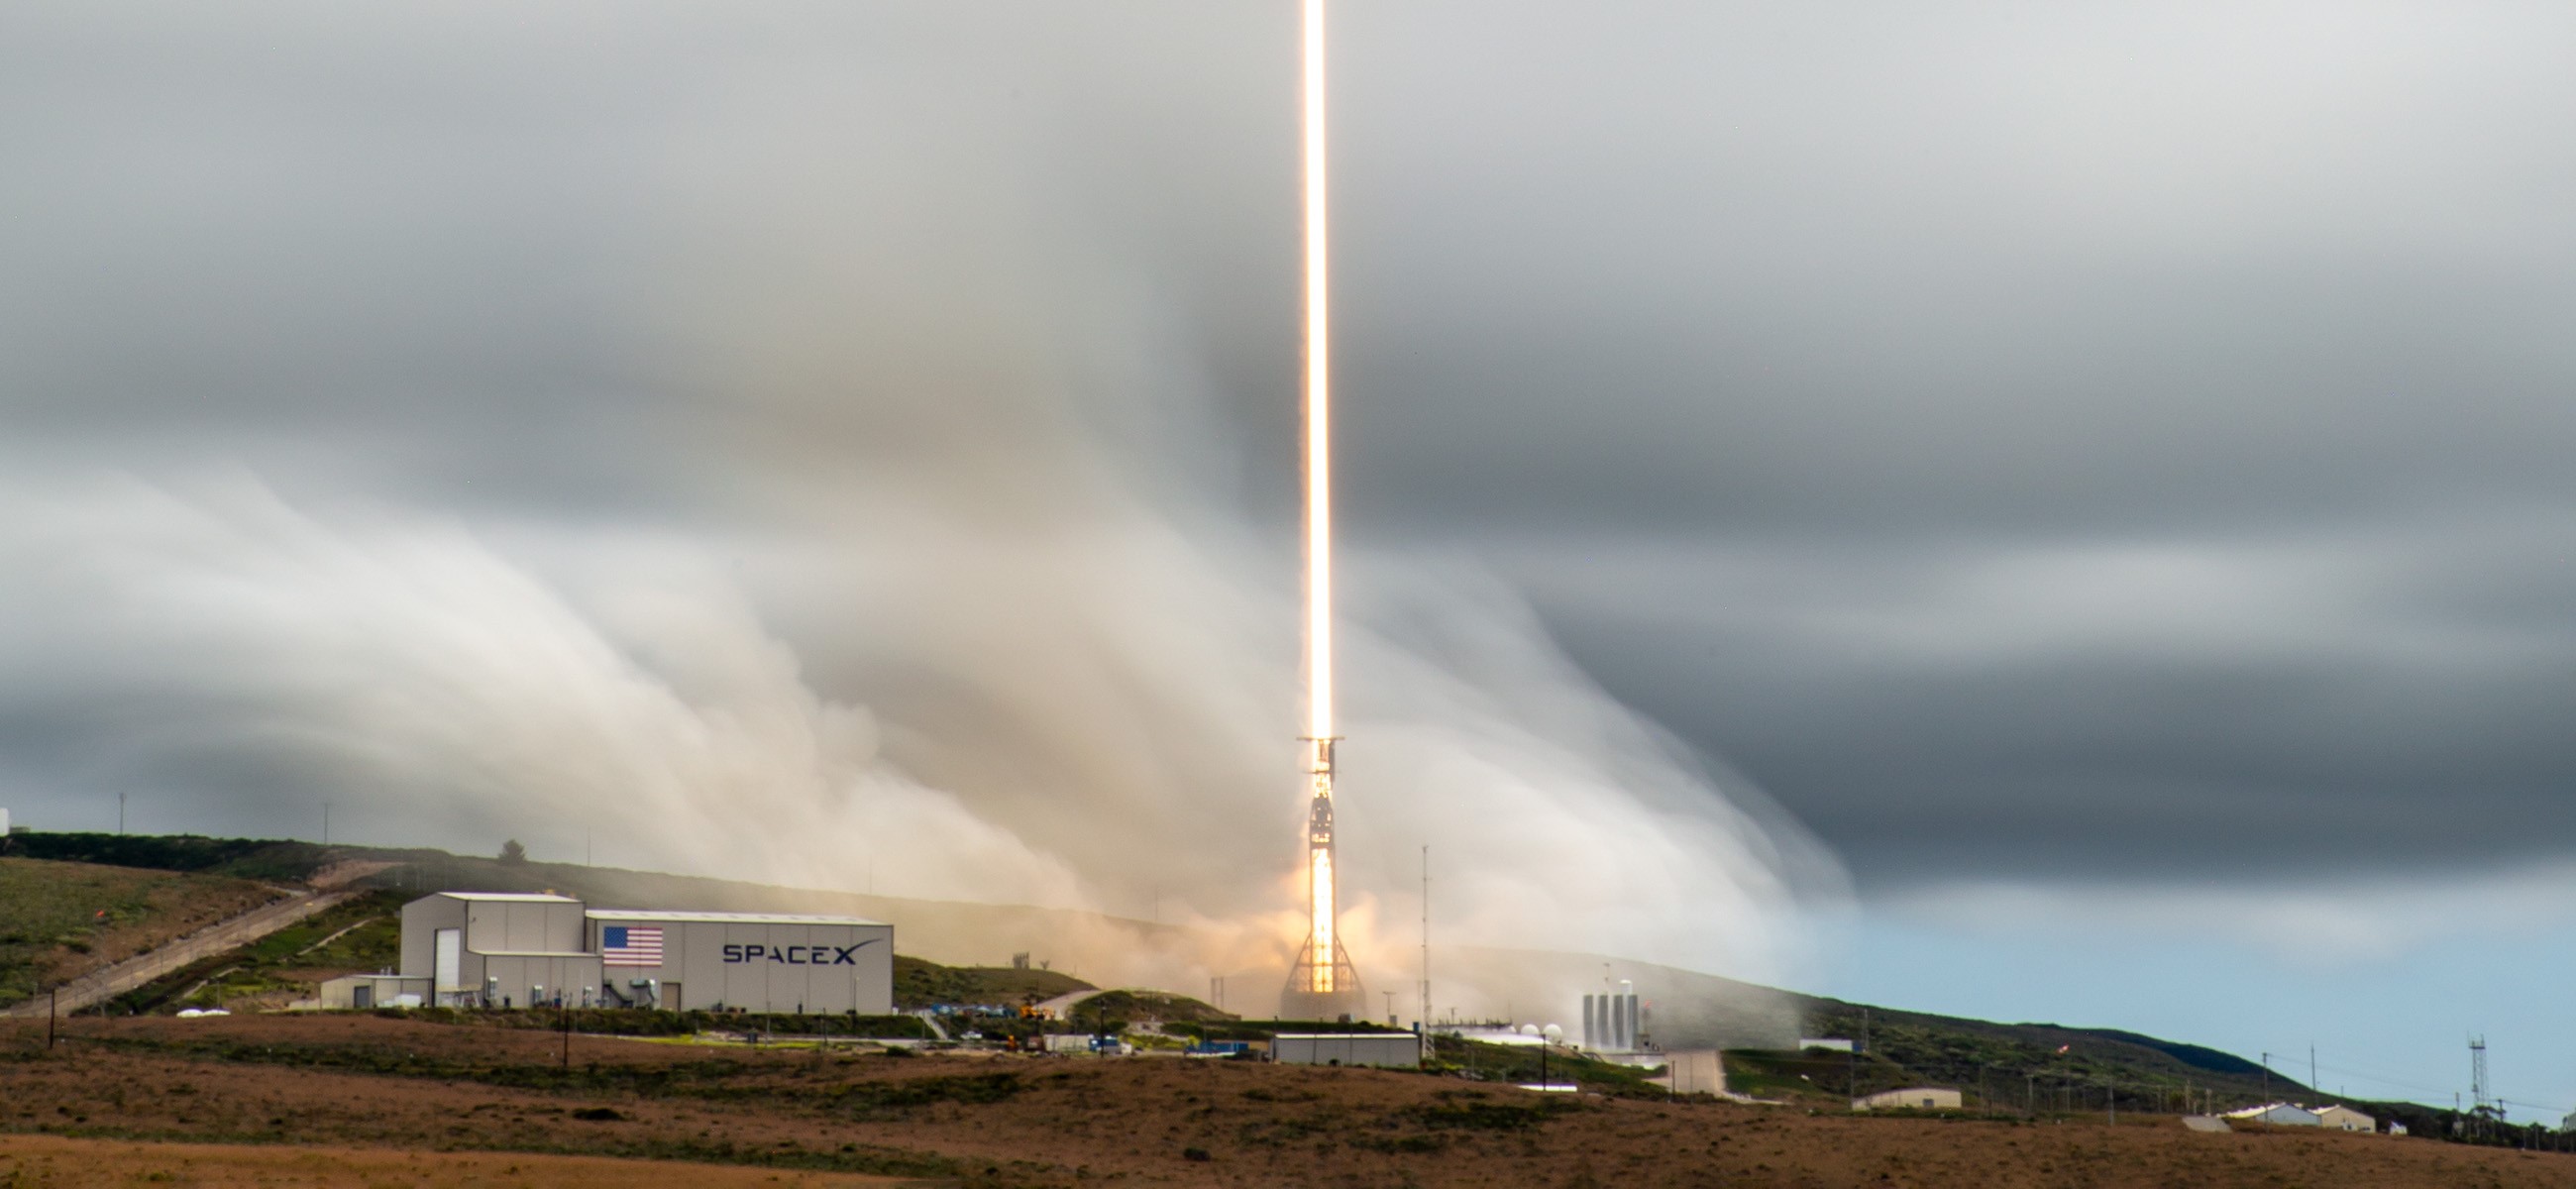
[
  {"left": 117, "top": 791, "right": 125, "bottom": 836},
  {"left": 322, "top": 802, "right": 330, "bottom": 846},
  {"left": 2261, "top": 1052, "right": 2272, "bottom": 1102},
  {"left": 2308, "top": 1043, "right": 2317, "bottom": 1101},
  {"left": 1419, "top": 845, "right": 1431, "bottom": 1044}
]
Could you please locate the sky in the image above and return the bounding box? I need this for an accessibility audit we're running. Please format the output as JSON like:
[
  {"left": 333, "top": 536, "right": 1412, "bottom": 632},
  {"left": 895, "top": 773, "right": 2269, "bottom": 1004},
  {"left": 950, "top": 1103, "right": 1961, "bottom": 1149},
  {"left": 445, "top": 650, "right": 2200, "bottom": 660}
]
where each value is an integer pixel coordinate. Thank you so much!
[{"left": 6, "top": 1, "right": 2576, "bottom": 1114}]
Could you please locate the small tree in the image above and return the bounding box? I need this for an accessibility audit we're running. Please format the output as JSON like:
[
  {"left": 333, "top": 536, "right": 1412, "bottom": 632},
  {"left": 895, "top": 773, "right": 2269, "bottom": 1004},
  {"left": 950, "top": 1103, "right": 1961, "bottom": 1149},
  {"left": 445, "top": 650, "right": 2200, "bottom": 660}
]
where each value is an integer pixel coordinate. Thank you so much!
[{"left": 499, "top": 838, "right": 527, "bottom": 865}]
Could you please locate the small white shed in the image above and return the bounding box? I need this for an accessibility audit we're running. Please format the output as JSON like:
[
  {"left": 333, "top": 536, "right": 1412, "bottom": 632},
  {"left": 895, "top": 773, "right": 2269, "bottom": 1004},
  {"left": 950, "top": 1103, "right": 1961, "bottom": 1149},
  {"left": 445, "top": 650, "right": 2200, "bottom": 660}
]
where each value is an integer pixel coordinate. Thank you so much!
[
  {"left": 317, "top": 973, "right": 430, "bottom": 1010},
  {"left": 1853, "top": 1087, "right": 1963, "bottom": 1112},
  {"left": 2224, "top": 1103, "right": 2322, "bottom": 1127}
]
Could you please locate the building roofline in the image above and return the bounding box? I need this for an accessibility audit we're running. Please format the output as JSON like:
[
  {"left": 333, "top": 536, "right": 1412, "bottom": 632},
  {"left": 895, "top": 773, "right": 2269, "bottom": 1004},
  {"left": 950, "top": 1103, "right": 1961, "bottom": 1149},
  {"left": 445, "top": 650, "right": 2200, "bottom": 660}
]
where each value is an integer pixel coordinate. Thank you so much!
[
  {"left": 1271, "top": 1032, "right": 1421, "bottom": 1040},
  {"left": 430, "top": 892, "right": 583, "bottom": 903},
  {"left": 586, "top": 910, "right": 888, "bottom": 926}
]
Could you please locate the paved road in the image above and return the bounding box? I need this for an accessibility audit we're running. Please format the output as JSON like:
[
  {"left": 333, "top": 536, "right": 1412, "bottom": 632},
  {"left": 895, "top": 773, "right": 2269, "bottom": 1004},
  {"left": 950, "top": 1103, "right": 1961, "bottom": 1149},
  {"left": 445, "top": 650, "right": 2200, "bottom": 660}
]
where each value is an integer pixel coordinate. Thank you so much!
[
  {"left": 1, "top": 890, "right": 357, "bottom": 1018},
  {"left": 1035, "top": 987, "right": 1107, "bottom": 1021}
]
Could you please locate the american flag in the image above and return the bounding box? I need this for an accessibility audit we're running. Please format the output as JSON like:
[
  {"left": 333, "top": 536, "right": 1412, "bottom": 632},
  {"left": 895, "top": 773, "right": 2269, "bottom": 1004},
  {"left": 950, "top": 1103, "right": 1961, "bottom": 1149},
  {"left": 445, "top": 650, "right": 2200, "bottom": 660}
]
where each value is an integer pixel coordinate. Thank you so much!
[{"left": 600, "top": 924, "right": 665, "bottom": 967}]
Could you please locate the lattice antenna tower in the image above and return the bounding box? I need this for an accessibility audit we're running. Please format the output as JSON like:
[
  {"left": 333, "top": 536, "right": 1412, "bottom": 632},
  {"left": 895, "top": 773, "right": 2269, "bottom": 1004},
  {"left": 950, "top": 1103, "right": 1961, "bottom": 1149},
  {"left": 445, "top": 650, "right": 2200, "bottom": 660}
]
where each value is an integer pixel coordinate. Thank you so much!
[{"left": 2469, "top": 1035, "right": 2490, "bottom": 1117}]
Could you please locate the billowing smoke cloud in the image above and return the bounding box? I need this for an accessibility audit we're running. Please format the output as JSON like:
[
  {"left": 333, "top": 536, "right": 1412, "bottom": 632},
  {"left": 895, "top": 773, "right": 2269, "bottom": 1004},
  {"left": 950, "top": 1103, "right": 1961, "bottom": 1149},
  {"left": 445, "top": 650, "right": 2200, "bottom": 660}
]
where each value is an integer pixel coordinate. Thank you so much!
[
  {"left": 0, "top": 0, "right": 1847, "bottom": 1015},
  {"left": 0, "top": 460, "right": 1844, "bottom": 1005}
]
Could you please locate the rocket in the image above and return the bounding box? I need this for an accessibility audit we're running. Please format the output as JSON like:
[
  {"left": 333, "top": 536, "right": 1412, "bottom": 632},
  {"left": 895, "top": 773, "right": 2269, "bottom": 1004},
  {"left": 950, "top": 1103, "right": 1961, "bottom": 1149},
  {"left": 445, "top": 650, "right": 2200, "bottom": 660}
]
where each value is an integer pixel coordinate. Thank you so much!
[{"left": 1284, "top": 0, "right": 1361, "bottom": 1016}]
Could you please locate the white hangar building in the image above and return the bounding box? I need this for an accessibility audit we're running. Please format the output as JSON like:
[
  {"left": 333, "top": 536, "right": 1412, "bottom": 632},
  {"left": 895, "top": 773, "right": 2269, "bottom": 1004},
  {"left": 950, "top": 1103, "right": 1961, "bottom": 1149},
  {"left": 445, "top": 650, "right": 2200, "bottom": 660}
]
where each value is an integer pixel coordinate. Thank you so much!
[{"left": 380, "top": 892, "right": 893, "bottom": 1015}]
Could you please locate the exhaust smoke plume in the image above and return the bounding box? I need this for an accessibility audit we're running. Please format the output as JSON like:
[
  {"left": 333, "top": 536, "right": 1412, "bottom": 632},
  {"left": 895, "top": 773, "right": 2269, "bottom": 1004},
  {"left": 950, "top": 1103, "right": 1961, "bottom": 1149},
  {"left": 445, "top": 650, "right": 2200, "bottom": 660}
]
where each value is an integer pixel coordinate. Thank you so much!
[
  {"left": 0, "top": 0, "right": 1847, "bottom": 1020},
  {"left": 0, "top": 452, "right": 1843, "bottom": 1014}
]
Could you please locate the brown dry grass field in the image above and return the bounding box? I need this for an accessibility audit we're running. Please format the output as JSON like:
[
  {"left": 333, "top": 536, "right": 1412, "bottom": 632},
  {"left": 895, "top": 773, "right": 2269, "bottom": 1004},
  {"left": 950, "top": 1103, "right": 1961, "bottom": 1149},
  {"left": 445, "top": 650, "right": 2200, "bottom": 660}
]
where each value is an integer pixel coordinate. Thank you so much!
[
  {"left": 2, "top": 1014, "right": 2570, "bottom": 1187},
  {"left": 0, "top": 1135, "right": 912, "bottom": 1187},
  {"left": 0, "top": 858, "right": 288, "bottom": 1007}
]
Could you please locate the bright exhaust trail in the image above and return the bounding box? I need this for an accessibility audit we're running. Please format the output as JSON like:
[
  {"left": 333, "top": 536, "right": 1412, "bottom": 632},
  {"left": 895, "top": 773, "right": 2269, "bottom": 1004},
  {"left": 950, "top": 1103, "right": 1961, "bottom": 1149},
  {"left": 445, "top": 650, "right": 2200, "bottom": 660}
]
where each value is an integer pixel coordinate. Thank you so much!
[
  {"left": 1303, "top": 0, "right": 1332, "bottom": 748},
  {"left": 1296, "top": 0, "right": 1348, "bottom": 1004}
]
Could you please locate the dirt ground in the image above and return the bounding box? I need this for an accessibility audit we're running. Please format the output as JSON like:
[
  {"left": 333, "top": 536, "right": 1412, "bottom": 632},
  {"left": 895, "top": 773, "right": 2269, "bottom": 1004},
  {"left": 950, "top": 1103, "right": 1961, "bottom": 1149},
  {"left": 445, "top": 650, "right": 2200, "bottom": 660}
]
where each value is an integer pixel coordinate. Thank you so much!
[
  {"left": 0, "top": 1135, "right": 912, "bottom": 1187},
  {"left": 2, "top": 1015, "right": 2570, "bottom": 1188}
]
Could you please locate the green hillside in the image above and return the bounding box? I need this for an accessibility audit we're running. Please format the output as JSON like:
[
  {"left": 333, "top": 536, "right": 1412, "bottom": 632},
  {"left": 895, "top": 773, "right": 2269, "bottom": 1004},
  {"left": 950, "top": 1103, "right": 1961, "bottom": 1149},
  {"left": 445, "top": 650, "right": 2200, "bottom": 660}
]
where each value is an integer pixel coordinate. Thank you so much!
[
  {"left": 1076, "top": 988, "right": 1235, "bottom": 1029},
  {"left": 113, "top": 888, "right": 409, "bottom": 1015},
  {"left": 1782, "top": 999, "right": 2308, "bottom": 1114},
  {"left": 1752, "top": 998, "right": 2496, "bottom": 1140},
  {"left": 3, "top": 832, "right": 334, "bottom": 882},
  {"left": 0, "top": 857, "right": 288, "bottom": 1007},
  {"left": 894, "top": 954, "right": 1092, "bottom": 1009}
]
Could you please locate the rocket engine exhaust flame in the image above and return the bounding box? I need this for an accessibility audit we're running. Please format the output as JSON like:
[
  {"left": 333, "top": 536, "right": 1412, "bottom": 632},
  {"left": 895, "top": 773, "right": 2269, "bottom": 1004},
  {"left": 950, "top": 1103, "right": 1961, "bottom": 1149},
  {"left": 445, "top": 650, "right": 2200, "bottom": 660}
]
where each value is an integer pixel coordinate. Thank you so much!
[
  {"left": 1285, "top": 0, "right": 1363, "bottom": 1018},
  {"left": 1302, "top": 0, "right": 1333, "bottom": 749}
]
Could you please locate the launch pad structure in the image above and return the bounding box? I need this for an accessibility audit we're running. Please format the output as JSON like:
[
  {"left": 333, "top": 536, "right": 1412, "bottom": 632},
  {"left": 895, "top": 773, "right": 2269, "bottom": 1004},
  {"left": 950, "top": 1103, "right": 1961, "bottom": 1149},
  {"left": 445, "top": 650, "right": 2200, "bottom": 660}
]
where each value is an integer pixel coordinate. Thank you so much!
[{"left": 1278, "top": 0, "right": 1366, "bottom": 1024}]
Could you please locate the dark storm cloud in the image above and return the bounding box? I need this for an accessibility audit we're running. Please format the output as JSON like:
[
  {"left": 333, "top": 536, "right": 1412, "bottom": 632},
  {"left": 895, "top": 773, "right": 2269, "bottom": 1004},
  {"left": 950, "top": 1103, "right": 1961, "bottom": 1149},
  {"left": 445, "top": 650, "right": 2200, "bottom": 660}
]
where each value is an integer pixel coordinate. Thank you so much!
[
  {"left": 1309, "top": 1, "right": 2576, "bottom": 888},
  {"left": 2, "top": 0, "right": 2572, "bottom": 910}
]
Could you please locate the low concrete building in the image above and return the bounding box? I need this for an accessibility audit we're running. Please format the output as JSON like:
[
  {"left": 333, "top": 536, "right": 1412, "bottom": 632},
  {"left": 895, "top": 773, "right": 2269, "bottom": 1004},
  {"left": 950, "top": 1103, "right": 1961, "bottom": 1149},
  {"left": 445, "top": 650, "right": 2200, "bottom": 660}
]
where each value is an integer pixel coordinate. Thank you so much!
[
  {"left": 1853, "top": 1087, "right": 1963, "bottom": 1112},
  {"left": 2313, "top": 1104, "right": 2376, "bottom": 1133},
  {"left": 1655, "top": 1049, "right": 1728, "bottom": 1097},
  {"left": 1272, "top": 1032, "right": 1422, "bottom": 1068},
  {"left": 316, "top": 973, "right": 430, "bottom": 1010},
  {"left": 2224, "top": 1103, "right": 2322, "bottom": 1127}
]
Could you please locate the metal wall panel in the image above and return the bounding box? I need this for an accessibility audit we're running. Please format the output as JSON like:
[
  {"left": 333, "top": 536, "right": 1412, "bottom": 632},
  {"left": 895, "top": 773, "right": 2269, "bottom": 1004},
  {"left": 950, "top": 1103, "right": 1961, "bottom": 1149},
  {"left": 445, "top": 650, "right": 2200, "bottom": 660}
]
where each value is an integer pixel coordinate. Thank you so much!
[
  {"left": 1272, "top": 1033, "right": 1421, "bottom": 1068},
  {"left": 399, "top": 897, "right": 466, "bottom": 984},
  {"left": 590, "top": 918, "right": 892, "bottom": 1014}
]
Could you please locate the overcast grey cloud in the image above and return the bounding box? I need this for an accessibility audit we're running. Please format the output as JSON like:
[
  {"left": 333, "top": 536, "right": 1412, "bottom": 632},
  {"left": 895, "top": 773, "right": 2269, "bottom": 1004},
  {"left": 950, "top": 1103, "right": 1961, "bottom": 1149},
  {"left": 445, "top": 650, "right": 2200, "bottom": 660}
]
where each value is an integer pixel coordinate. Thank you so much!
[
  {"left": 3, "top": 0, "right": 2573, "bottom": 1002},
  {"left": 1319, "top": 1, "right": 2576, "bottom": 892},
  {"left": 0, "top": 0, "right": 1847, "bottom": 1008}
]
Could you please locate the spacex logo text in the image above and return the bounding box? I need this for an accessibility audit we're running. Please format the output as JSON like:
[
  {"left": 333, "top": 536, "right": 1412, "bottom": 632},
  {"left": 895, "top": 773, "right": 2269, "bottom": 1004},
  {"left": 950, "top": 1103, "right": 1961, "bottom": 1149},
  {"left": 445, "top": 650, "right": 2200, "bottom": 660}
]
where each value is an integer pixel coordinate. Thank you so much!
[{"left": 719, "top": 940, "right": 880, "bottom": 965}]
